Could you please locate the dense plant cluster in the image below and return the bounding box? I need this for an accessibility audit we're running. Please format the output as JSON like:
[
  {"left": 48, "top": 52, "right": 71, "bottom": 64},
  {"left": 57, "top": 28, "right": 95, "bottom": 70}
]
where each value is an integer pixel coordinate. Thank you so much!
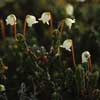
[
  {"left": 0, "top": 11, "right": 100, "bottom": 100},
  {"left": 0, "top": 0, "right": 100, "bottom": 100}
]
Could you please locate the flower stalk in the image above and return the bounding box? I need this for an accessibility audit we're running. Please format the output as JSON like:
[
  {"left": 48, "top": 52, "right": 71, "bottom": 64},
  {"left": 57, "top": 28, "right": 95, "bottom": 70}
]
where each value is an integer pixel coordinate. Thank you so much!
[
  {"left": 59, "top": 20, "right": 64, "bottom": 39},
  {"left": 81, "top": 51, "right": 92, "bottom": 72},
  {"left": 39, "top": 12, "right": 52, "bottom": 37},
  {"left": 23, "top": 15, "right": 38, "bottom": 40},
  {"left": 5, "top": 14, "right": 17, "bottom": 40},
  {"left": 23, "top": 18, "right": 27, "bottom": 40},
  {"left": 72, "top": 40, "right": 76, "bottom": 67},
  {"left": 0, "top": 19, "right": 5, "bottom": 40},
  {"left": 50, "top": 14, "right": 53, "bottom": 37},
  {"left": 13, "top": 17, "right": 17, "bottom": 40},
  {"left": 88, "top": 56, "right": 93, "bottom": 73}
]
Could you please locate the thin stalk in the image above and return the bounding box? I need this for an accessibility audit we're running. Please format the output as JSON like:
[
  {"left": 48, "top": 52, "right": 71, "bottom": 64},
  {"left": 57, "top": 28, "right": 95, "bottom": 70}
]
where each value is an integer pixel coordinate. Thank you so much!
[
  {"left": 50, "top": 14, "right": 53, "bottom": 37},
  {"left": 23, "top": 18, "right": 27, "bottom": 40},
  {"left": 72, "top": 40, "right": 76, "bottom": 67},
  {"left": 13, "top": 17, "right": 17, "bottom": 40},
  {"left": 0, "top": 19, "right": 5, "bottom": 40},
  {"left": 88, "top": 57, "right": 93, "bottom": 73},
  {"left": 59, "top": 20, "right": 64, "bottom": 39},
  {"left": 57, "top": 21, "right": 64, "bottom": 66},
  {"left": 58, "top": 20, "right": 64, "bottom": 66}
]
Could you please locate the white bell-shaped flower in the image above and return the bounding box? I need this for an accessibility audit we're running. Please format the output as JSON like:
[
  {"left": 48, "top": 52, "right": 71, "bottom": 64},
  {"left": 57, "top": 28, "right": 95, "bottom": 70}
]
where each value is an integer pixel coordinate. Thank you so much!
[
  {"left": 81, "top": 51, "right": 91, "bottom": 63},
  {"left": 60, "top": 39, "right": 72, "bottom": 51},
  {"left": 65, "top": 3, "right": 74, "bottom": 16},
  {"left": 38, "top": 12, "right": 51, "bottom": 25},
  {"left": 6, "top": 14, "right": 16, "bottom": 26},
  {"left": 0, "top": 84, "right": 6, "bottom": 92},
  {"left": 65, "top": 18, "right": 75, "bottom": 29},
  {"left": 26, "top": 15, "right": 38, "bottom": 27}
]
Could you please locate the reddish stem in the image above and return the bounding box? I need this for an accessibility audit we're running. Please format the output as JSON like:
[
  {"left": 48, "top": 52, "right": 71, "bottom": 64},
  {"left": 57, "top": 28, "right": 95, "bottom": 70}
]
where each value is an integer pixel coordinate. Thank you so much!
[
  {"left": 23, "top": 18, "right": 27, "bottom": 40},
  {"left": 0, "top": 19, "right": 5, "bottom": 40},
  {"left": 13, "top": 17, "right": 17, "bottom": 40},
  {"left": 72, "top": 40, "right": 76, "bottom": 67},
  {"left": 59, "top": 20, "right": 64, "bottom": 39},
  {"left": 50, "top": 14, "right": 53, "bottom": 37},
  {"left": 88, "top": 57, "right": 93, "bottom": 73}
]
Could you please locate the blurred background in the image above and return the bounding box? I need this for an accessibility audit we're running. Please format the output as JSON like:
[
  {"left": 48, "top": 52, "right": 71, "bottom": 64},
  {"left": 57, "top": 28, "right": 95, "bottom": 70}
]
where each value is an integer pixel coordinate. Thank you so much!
[{"left": 0, "top": 0, "right": 100, "bottom": 66}]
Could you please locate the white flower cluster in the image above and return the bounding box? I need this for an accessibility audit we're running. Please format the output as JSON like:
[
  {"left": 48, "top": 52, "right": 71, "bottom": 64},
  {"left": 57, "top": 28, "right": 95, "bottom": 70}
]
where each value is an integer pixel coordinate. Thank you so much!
[
  {"left": 5, "top": 12, "right": 51, "bottom": 27},
  {"left": 6, "top": 12, "right": 75, "bottom": 29}
]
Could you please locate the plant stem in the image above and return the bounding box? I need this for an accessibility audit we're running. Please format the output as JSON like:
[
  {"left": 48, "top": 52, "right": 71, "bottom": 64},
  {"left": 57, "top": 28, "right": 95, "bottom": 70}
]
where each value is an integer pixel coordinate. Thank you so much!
[
  {"left": 72, "top": 40, "right": 76, "bottom": 67},
  {"left": 88, "top": 57, "right": 93, "bottom": 72},
  {"left": 50, "top": 14, "right": 53, "bottom": 37},
  {"left": 59, "top": 20, "right": 64, "bottom": 39},
  {"left": 13, "top": 17, "right": 17, "bottom": 40},
  {"left": 23, "top": 18, "right": 27, "bottom": 40},
  {"left": 0, "top": 19, "right": 5, "bottom": 40},
  {"left": 58, "top": 21, "right": 64, "bottom": 66}
]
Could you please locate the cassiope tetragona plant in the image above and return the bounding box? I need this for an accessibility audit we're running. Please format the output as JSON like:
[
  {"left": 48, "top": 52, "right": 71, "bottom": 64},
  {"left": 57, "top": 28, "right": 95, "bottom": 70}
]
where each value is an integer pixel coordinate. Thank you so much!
[
  {"left": 81, "top": 51, "right": 93, "bottom": 72},
  {"left": 23, "top": 15, "right": 38, "bottom": 40},
  {"left": 60, "top": 39, "right": 76, "bottom": 66},
  {"left": 6, "top": 14, "right": 17, "bottom": 40},
  {"left": 58, "top": 17, "right": 75, "bottom": 39},
  {"left": 39, "top": 12, "right": 53, "bottom": 37},
  {"left": 75, "top": 64, "right": 85, "bottom": 96}
]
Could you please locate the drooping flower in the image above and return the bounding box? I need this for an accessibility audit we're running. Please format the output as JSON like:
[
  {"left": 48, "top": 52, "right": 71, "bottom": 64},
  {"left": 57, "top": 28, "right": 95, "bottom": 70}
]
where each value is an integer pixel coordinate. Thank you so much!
[
  {"left": 6, "top": 14, "right": 17, "bottom": 40},
  {"left": 65, "top": 3, "right": 74, "bottom": 16},
  {"left": 60, "top": 39, "right": 72, "bottom": 51},
  {"left": 0, "top": 84, "right": 6, "bottom": 92},
  {"left": 6, "top": 14, "right": 16, "bottom": 26},
  {"left": 65, "top": 18, "right": 75, "bottom": 29},
  {"left": 38, "top": 12, "right": 51, "bottom": 25},
  {"left": 81, "top": 51, "right": 91, "bottom": 63},
  {"left": 26, "top": 15, "right": 38, "bottom": 27}
]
